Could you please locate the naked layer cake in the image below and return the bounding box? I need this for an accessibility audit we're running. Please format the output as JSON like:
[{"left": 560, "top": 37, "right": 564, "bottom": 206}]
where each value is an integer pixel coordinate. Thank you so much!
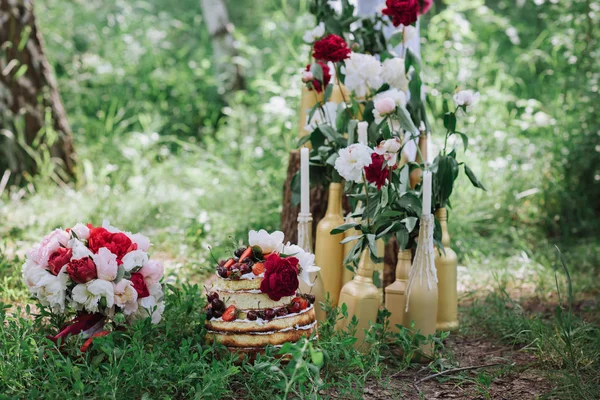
[{"left": 205, "top": 230, "right": 320, "bottom": 357}]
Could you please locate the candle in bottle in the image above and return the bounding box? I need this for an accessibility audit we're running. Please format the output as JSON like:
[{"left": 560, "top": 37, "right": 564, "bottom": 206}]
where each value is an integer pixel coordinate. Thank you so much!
[
  {"left": 422, "top": 170, "right": 432, "bottom": 217},
  {"left": 300, "top": 147, "right": 310, "bottom": 214}
]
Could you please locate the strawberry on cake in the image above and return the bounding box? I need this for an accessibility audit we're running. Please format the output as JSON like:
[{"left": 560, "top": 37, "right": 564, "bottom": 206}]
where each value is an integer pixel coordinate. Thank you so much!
[{"left": 205, "top": 230, "right": 320, "bottom": 357}]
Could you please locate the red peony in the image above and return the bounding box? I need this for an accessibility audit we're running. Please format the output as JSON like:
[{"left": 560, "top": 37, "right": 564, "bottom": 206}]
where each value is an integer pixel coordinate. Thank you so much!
[
  {"left": 260, "top": 253, "right": 299, "bottom": 301},
  {"left": 365, "top": 153, "right": 390, "bottom": 190},
  {"left": 130, "top": 272, "right": 150, "bottom": 298},
  {"left": 48, "top": 247, "right": 72, "bottom": 275},
  {"left": 88, "top": 226, "right": 136, "bottom": 264},
  {"left": 382, "top": 0, "right": 420, "bottom": 27},
  {"left": 312, "top": 34, "right": 351, "bottom": 63},
  {"left": 306, "top": 61, "right": 331, "bottom": 93},
  {"left": 67, "top": 257, "right": 97, "bottom": 284}
]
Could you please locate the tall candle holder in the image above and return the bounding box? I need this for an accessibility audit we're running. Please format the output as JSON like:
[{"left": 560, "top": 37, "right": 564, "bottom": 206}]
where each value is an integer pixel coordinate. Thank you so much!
[{"left": 297, "top": 212, "right": 327, "bottom": 323}]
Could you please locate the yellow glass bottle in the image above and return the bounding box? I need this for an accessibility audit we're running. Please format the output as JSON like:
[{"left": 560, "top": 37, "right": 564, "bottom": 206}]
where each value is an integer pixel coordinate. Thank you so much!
[
  {"left": 297, "top": 213, "right": 327, "bottom": 322},
  {"left": 384, "top": 248, "right": 412, "bottom": 333},
  {"left": 335, "top": 249, "right": 381, "bottom": 350},
  {"left": 314, "top": 182, "right": 345, "bottom": 307},
  {"left": 434, "top": 207, "right": 459, "bottom": 332}
]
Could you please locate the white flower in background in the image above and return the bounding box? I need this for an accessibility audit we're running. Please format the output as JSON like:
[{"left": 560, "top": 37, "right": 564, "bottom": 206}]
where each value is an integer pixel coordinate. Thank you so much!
[
  {"left": 305, "top": 101, "right": 340, "bottom": 133},
  {"left": 93, "top": 248, "right": 118, "bottom": 281},
  {"left": 303, "top": 22, "right": 325, "bottom": 43},
  {"left": 113, "top": 279, "right": 138, "bottom": 315},
  {"left": 22, "top": 261, "right": 68, "bottom": 313},
  {"left": 139, "top": 260, "right": 164, "bottom": 286},
  {"left": 71, "top": 223, "right": 90, "bottom": 240},
  {"left": 334, "top": 143, "right": 374, "bottom": 183},
  {"left": 357, "top": 121, "right": 369, "bottom": 144},
  {"left": 301, "top": 70, "right": 314, "bottom": 82},
  {"left": 283, "top": 243, "right": 321, "bottom": 288},
  {"left": 27, "top": 229, "right": 70, "bottom": 268},
  {"left": 343, "top": 53, "right": 383, "bottom": 98},
  {"left": 122, "top": 250, "right": 149, "bottom": 272},
  {"left": 375, "top": 88, "right": 407, "bottom": 107},
  {"left": 375, "top": 137, "right": 403, "bottom": 167},
  {"left": 381, "top": 58, "right": 408, "bottom": 91},
  {"left": 72, "top": 279, "right": 115, "bottom": 313},
  {"left": 249, "top": 230, "right": 285, "bottom": 253},
  {"left": 453, "top": 90, "right": 480, "bottom": 109},
  {"left": 374, "top": 97, "right": 396, "bottom": 115},
  {"left": 68, "top": 238, "right": 94, "bottom": 259}
]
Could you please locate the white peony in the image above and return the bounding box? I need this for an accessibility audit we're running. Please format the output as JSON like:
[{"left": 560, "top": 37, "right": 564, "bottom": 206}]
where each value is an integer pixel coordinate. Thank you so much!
[
  {"left": 343, "top": 53, "right": 383, "bottom": 98},
  {"left": 381, "top": 58, "right": 408, "bottom": 92},
  {"left": 248, "top": 230, "right": 285, "bottom": 253},
  {"left": 303, "top": 22, "right": 325, "bottom": 43},
  {"left": 301, "top": 70, "right": 314, "bottom": 82},
  {"left": 453, "top": 90, "right": 480, "bottom": 109},
  {"left": 375, "top": 137, "right": 403, "bottom": 167},
  {"left": 139, "top": 259, "right": 164, "bottom": 286},
  {"left": 129, "top": 283, "right": 165, "bottom": 324},
  {"left": 283, "top": 243, "right": 321, "bottom": 287},
  {"left": 101, "top": 220, "right": 121, "bottom": 233},
  {"left": 334, "top": 143, "right": 374, "bottom": 183},
  {"left": 93, "top": 247, "right": 118, "bottom": 281},
  {"left": 128, "top": 233, "right": 151, "bottom": 252},
  {"left": 374, "top": 88, "right": 407, "bottom": 107},
  {"left": 22, "top": 261, "right": 68, "bottom": 313},
  {"left": 71, "top": 279, "right": 115, "bottom": 313},
  {"left": 113, "top": 279, "right": 138, "bottom": 315},
  {"left": 121, "top": 250, "right": 149, "bottom": 272},
  {"left": 374, "top": 97, "right": 396, "bottom": 115},
  {"left": 357, "top": 121, "right": 369, "bottom": 145},
  {"left": 70, "top": 223, "right": 90, "bottom": 240},
  {"left": 68, "top": 238, "right": 94, "bottom": 259}
]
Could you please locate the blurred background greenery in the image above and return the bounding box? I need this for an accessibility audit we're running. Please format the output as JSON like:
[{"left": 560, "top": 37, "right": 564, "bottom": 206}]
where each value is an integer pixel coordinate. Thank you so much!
[{"left": 0, "top": 0, "right": 598, "bottom": 299}]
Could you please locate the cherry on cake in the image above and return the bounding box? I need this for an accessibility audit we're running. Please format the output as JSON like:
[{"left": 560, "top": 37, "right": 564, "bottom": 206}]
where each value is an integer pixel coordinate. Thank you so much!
[{"left": 205, "top": 230, "right": 320, "bottom": 357}]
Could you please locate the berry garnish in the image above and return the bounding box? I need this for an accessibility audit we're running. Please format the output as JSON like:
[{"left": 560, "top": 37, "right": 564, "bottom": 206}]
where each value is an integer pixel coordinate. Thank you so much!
[
  {"left": 304, "top": 294, "right": 316, "bottom": 304},
  {"left": 240, "top": 263, "right": 252, "bottom": 275},
  {"left": 256, "top": 310, "right": 266, "bottom": 320},
  {"left": 213, "top": 309, "right": 223, "bottom": 319},
  {"left": 217, "top": 266, "right": 228, "bottom": 278},
  {"left": 263, "top": 308, "right": 275, "bottom": 320},
  {"left": 238, "top": 247, "right": 253, "bottom": 263},
  {"left": 229, "top": 269, "right": 241, "bottom": 280},
  {"left": 222, "top": 305, "right": 238, "bottom": 322},
  {"left": 246, "top": 310, "right": 258, "bottom": 321},
  {"left": 206, "top": 308, "right": 214, "bottom": 320},
  {"left": 292, "top": 296, "right": 309, "bottom": 310},
  {"left": 207, "top": 292, "right": 219, "bottom": 302},
  {"left": 234, "top": 247, "right": 246, "bottom": 257},
  {"left": 252, "top": 262, "right": 265, "bottom": 275},
  {"left": 223, "top": 258, "right": 235, "bottom": 269},
  {"left": 218, "top": 259, "right": 227, "bottom": 267},
  {"left": 276, "top": 308, "right": 287, "bottom": 317},
  {"left": 211, "top": 298, "right": 225, "bottom": 311},
  {"left": 288, "top": 302, "right": 301, "bottom": 314}
]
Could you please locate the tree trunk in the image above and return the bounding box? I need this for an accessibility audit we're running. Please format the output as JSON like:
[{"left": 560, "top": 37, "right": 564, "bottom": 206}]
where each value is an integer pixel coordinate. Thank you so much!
[
  {"left": 0, "top": 0, "right": 75, "bottom": 184},
  {"left": 199, "top": 0, "right": 245, "bottom": 93}
]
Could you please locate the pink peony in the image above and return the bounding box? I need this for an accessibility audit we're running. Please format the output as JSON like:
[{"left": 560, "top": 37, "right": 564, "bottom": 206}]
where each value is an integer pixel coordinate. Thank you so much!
[
  {"left": 93, "top": 247, "right": 119, "bottom": 281},
  {"left": 27, "top": 229, "right": 70, "bottom": 268},
  {"left": 139, "top": 260, "right": 164, "bottom": 286},
  {"left": 374, "top": 97, "right": 397, "bottom": 115}
]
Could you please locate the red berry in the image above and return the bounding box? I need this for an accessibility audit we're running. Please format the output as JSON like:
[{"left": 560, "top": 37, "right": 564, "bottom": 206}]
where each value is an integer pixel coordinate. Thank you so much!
[
  {"left": 211, "top": 298, "right": 225, "bottom": 311},
  {"left": 264, "top": 309, "right": 275, "bottom": 320},
  {"left": 217, "top": 266, "right": 228, "bottom": 278},
  {"left": 305, "top": 294, "right": 316, "bottom": 304},
  {"left": 207, "top": 292, "right": 219, "bottom": 302},
  {"left": 292, "top": 296, "right": 309, "bottom": 310},
  {"left": 288, "top": 302, "right": 301, "bottom": 314},
  {"left": 246, "top": 310, "right": 258, "bottom": 321},
  {"left": 222, "top": 305, "right": 238, "bottom": 322},
  {"left": 276, "top": 308, "right": 287, "bottom": 317}
]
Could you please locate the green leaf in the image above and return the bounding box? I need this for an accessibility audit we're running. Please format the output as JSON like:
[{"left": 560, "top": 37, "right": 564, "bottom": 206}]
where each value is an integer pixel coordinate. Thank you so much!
[
  {"left": 323, "top": 83, "right": 333, "bottom": 103},
  {"left": 455, "top": 132, "right": 468, "bottom": 152},
  {"left": 347, "top": 119, "right": 358, "bottom": 146},
  {"left": 13, "top": 65, "right": 28, "bottom": 79},
  {"left": 389, "top": 31, "right": 404, "bottom": 48},
  {"left": 443, "top": 112, "right": 456, "bottom": 133},
  {"left": 464, "top": 164, "right": 487, "bottom": 191},
  {"left": 296, "top": 134, "right": 312, "bottom": 148},
  {"left": 319, "top": 124, "right": 338, "bottom": 142},
  {"left": 401, "top": 216, "right": 418, "bottom": 233},
  {"left": 405, "top": 47, "right": 422, "bottom": 73},
  {"left": 397, "top": 107, "right": 419, "bottom": 135},
  {"left": 366, "top": 234, "right": 378, "bottom": 258},
  {"left": 330, "top": 222, "right": 361, "bottom": 235},
  {"left": 310, "top": 62, "right": 323, "bottom": 82},
  {"left": 325, "top": 152, "right": 339, "bottom": 166},
  {"left": 396, "top": 228, "right": 409, "bottom": 251},
  {"left": 340, "top": 234, "right": 363, "bottom": 244},
  {"left": 309, "top": 344, "right": 324, "bottom": 367},
  {"left": 307, "top": 102, "right": 320, "bottom": 126}
]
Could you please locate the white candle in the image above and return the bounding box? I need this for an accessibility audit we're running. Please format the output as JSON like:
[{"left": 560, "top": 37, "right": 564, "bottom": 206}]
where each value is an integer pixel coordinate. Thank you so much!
[
  {"left": 357, "top": 121, "right": 368, "bottom": 145},
  {"left": 422, "top": 170, "right": 432, "bottom": 217},
  {"left": 300, "top": 147, "right": 310, "bottom": 214}
]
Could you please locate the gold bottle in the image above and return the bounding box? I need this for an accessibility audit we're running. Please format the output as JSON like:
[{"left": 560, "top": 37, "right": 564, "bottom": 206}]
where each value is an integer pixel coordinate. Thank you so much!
[
  {"left": 403, "top": 215, "right": 438, "bottom": 358},
  {"left": 384, "top": 248, "right": 412, "bottom": 333},
  {"left": 297, "top": 212, "right": 327, "bottom": 322},
  {"left": 335, "top": 249, "right": 381, "bottom": 350},
  {"left": 374, "top": 239, "right": 385, "bottom": 302},
  {"left": 314, "top": 182, "right": 345, "bottom": 307},
  {"left": 434, "top": 208, "right": 459, "bottom": 332}
]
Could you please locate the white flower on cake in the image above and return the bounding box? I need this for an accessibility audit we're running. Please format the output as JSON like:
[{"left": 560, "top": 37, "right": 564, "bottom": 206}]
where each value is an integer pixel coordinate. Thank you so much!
[
  {"left": 453, "top": 90, "right": 480, "bottom": 109},
  {"left": 381, "top": 58, "right": 408, "bottom": 92},
  {"left": 72, "top": 279, "right": 115, "bottom": 313},
  {"left": 334, "top": 143, "right": 373, "bottom": 183},
  {"left": 121, "top": 250, "right": 149, "bottom": 272},
  {"left": 93, "top": 247, "right": 118, "bottom": 281},
  {"left": 283, "top": 243, "right": 321, "bottom": 287},
  {"left": 303, "top": 22, "right": 325, "bottom": 43},
  {"left": 248, "top": 229, "right": 284, "bottom": 253},
  {"left": 343, "top": 53, "right": 383, "bottom": 98},
  {"left": 113, "top": 279, "right": 138, "bottom": 315}
]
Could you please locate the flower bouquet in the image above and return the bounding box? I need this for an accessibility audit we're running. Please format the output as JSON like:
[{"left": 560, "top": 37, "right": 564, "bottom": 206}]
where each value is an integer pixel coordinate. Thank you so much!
[{"left": 22, "top": 221, "right": 165, "bottom": 350}]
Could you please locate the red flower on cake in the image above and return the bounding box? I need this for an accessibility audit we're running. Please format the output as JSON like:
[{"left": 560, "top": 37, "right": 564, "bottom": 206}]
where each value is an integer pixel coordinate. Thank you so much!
[
  {"left": 260, "top": 253, "right": 299, "bottom": 301},
  {"left": 130, "top": 272, "right": 150, "bottom": 298},
  {"left": 364, "top": 153, "right": 390, "bottom": 190},
  {"left": 48, "top": 247, "right": 72, "bottom": 275},
  {"left": 67, "top": 257, "right": 97, "bottom": 284},
  {"left": 382, "top": 0, "right": 420, "bottom": 27},
  {"left": 306, "top": 61, "right": 331, "bottom": 93},
  {"left": 88, "top": 226, "right": 136, "bottom": 264},
  {"left": 312, "top": 34, "right": 351, "bottom": 63}
]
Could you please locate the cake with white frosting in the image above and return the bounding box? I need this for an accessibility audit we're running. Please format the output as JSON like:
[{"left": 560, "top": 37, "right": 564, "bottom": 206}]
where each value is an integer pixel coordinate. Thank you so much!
[{"left": 205, "top": 230, "right": 320, "bottom": 357}]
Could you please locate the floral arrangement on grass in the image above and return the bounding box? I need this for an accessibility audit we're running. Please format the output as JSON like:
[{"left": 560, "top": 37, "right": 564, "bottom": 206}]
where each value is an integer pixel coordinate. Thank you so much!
[{"left": 22, "top": 221, "right": 165, "bottom": 345}]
